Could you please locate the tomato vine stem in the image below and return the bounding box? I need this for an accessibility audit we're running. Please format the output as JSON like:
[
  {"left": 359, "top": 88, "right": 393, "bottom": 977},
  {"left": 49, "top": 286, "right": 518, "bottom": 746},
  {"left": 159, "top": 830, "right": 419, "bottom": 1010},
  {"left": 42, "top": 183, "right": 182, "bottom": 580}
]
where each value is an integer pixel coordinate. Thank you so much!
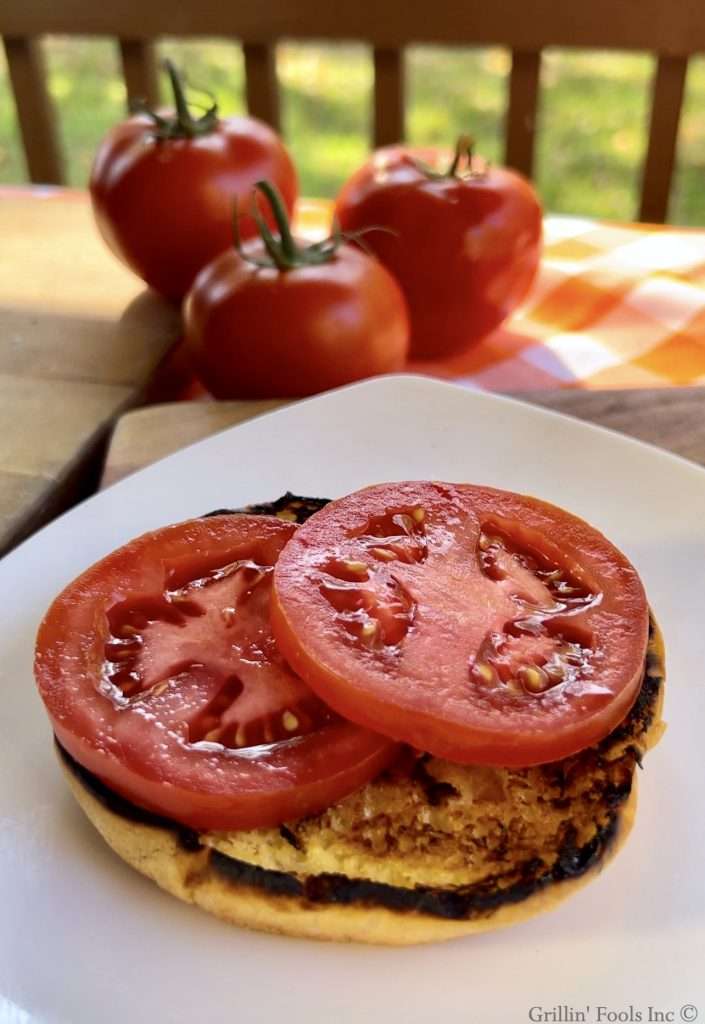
[
  {"left": 447, "top": 134, "right": 474, "bottom": 177},
  {"left": 233, "top": 181, "right": 395, "bottom": 273},
  {"left": 133, "top": 59, "right": 219, "bottom": 140},
  {"left": 234, "top": 181, "right": 343, "bottom": 271},
  {"left": 411, "top": 133, "right": 485, "bottom": 181}
]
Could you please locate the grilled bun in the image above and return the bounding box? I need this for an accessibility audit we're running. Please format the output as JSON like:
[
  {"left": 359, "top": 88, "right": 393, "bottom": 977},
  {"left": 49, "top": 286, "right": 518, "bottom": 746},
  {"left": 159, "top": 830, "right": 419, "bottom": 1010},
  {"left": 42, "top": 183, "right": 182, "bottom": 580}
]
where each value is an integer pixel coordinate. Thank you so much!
[
  {"left": 62, "top": 760, "right": 639, "bottom": 944},
  {"left": 57, "top": 619, "right": 664, "bottom": 946}
]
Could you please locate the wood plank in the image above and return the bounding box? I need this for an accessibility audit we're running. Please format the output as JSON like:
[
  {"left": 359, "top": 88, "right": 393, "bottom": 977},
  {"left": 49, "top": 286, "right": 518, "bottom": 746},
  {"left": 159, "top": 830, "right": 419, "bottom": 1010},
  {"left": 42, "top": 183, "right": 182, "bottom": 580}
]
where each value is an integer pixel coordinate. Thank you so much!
[
  {"left": 0, "top": 194, "right": 181, "bottom": 386},
  {"left": 0, "top": 375, "right": 131, "bottom": 478},
  {"left": 243, "top": 43, "right": 280, "bottom": 130},
  {"left": 0, "top": 190, "right": 182, "bottom": 555},
  {"left": 5, "top": 0, "right": 705, "bottom": 54},
  {"left": 0, "top": 302, "right": 179, "bottom": 386},
  {"left": 101, "top": 388, "right": 705, "bottom": 490},
  {"left": 118, "top": 39, "right": 160, "bottom": 110},
  {"left": 373, "top": 47, "right": 404, "bottom": 147},
  {"left": 504, "top": 49, "right": 541, "bottom": 178},
  {"left": 0, "top": 471, "right": 58, "bottom": 553},
  {"left": 639, "top": 54, "right": 688, "bottom": 223},
  {"left": 101, "top": 400, "right": 286, "bottom": 487},
  {"left": 522, "top": 387, "right": 705, "bottom": 466},
  {"left": 0, "top": 374, "right": 133, "bottom": 553},
  {"left": 2, "top": 36, "right": 63, "bottom": 184}
]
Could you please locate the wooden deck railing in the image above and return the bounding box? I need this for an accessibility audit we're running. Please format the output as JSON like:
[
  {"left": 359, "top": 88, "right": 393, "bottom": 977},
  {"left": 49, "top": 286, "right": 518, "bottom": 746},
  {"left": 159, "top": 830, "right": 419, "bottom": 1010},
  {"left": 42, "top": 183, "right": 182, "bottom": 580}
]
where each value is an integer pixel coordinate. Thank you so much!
[{"left": 3, "top": 0, "right": 705, "bottom": 222}]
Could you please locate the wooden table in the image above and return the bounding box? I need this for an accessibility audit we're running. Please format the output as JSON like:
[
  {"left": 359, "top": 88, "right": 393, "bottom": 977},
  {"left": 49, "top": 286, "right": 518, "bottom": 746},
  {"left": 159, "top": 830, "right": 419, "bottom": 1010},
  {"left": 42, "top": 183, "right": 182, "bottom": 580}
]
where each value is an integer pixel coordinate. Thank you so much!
[
  {"left": 102, "top": 386, "right": 705, "bottom": 488},
  {"left": 0, "top": 189, "right": 181, "bottom": 555}
]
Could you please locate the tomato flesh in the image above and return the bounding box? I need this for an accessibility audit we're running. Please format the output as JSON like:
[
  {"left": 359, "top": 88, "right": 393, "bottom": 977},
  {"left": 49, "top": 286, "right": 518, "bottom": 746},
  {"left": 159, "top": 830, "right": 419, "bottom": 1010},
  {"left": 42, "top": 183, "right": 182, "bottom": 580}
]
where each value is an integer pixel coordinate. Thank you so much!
[
  {"left": 35, "top": 516, "right": 396, "bottom": 831},
  {"left": 271, "top": 483, "right": 649, "bottom": 766}
]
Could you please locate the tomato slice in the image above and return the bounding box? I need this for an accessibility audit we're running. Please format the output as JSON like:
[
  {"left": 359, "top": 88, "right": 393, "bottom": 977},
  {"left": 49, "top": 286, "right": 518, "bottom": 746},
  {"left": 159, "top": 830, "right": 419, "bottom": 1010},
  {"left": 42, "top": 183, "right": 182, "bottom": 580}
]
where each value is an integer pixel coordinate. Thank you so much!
[
  {"left": 35, "top": 515, "right": 396, "bottom": 831},
  {"left": 271, "top": 483, "right": 650, "bottom": 766}
]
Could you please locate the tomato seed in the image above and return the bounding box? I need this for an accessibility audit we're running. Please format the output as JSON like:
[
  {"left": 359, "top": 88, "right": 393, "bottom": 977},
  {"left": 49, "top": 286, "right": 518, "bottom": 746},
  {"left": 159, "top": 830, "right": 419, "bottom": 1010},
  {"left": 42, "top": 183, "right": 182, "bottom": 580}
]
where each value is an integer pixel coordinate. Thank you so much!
[
  {"left": 221, "top": 606, "right": 236, "bottom": 626},
  {"left": 473, "top": 662, "right": 495, "bottom": 684},
  {"left": 371, "top": 547, "right": 396, "bottom": 561},
  {"left": 360, "top": 621, "right": 378, "bottom": 639},
  {"left": 343, "top": 560, "right": 368, "bottom": 575},
  {"left": 282, "top": 710, "right": 299, "bottom": 731},
  {"left": 518, "top": 665, "right": 550, "bottom": 694}
]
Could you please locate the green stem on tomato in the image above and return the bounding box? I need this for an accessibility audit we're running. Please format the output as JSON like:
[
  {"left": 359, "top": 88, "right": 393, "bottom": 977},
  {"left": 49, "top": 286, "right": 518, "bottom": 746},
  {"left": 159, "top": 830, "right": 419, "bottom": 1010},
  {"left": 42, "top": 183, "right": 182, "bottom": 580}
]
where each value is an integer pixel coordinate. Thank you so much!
[
  {"left": 235, "top": 181, "right": 345, "bottom": 272},
  {"left": 411, "top": 133, "right": 483, "bottom": 181},
  {"left": 134, "top": 59, "right": 219, "bottom": 140},
  {"left": 164, "top": 59, "right": 197, "bottom": 136},
  {"left": 250, "top": 191, "right": 292, "bottom": 269},
  {"left": 446, "top": 134, "right": 474, "bottom": 177},
  {"left": 255, "top": 180, "right": 300, "bottom": 266}
]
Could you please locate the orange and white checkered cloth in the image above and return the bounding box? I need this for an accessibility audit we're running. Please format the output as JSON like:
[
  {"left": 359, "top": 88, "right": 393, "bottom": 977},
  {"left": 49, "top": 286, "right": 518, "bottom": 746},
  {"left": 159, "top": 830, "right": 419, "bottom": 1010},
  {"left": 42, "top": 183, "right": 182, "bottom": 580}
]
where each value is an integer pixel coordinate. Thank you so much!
[{"left": 302, "top": 200, "right": 705, "bottom": 391}]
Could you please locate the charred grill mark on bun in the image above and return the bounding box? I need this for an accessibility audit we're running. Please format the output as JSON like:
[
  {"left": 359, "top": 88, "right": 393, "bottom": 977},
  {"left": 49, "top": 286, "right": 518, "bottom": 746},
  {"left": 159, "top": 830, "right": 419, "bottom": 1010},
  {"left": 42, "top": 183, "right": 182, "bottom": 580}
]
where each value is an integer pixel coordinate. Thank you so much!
[
  {"left": 56, "top": 741, "right": 203, "bottom": 853},
  {"left": 57, "top": 739, "right": 626, "bottom": 921},
  {"left": 206, "top": 814, "right": 622, "bottom": 921}
]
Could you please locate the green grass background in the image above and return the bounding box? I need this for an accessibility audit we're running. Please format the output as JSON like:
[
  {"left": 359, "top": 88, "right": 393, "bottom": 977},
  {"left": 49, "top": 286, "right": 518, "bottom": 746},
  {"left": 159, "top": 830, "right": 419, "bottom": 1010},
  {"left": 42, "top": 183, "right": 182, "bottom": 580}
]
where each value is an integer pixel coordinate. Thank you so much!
[{"left": 1, "top": 38, "right": 705, "bottom": 224}]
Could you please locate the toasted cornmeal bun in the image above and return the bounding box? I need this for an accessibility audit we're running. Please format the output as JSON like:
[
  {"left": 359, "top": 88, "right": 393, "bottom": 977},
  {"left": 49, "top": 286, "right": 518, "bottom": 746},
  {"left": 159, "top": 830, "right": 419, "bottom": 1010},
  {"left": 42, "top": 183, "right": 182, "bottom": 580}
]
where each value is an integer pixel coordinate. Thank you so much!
[{"left": 57, "top": 619, "right": 664, "bottom": 946}]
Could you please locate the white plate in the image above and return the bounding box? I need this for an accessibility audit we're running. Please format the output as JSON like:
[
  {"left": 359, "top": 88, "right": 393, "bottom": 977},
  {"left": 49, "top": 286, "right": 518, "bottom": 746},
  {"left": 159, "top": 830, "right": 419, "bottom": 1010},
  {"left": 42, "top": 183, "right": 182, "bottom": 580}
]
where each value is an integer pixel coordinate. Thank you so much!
[{"left": 1, "top": 375, "right": 703, "bottom": 1024}]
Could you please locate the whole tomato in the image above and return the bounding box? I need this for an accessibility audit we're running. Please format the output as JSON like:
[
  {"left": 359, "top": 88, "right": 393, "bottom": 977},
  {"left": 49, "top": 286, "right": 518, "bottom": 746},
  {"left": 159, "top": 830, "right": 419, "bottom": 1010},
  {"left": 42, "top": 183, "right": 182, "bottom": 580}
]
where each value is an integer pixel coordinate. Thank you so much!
[
  {"left": 90, "top": 61, "right": 297, "bottom": 302},
  {"left": 184, "top": 181, "right": 409, "bottom": 398},
  {"left": 335, "top": 137, "right": 542, "bottom": 359}
]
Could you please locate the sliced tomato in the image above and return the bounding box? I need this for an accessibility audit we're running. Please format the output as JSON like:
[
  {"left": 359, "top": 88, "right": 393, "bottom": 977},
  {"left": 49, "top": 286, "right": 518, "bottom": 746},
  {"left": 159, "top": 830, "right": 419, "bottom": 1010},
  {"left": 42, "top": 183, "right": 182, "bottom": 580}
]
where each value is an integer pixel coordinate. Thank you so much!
[
  {"left": 271, "top": 482, "right": 650, "bottom": 766},
  {"left": 35, "top": 515, "right": 396, "bottom": 831}
]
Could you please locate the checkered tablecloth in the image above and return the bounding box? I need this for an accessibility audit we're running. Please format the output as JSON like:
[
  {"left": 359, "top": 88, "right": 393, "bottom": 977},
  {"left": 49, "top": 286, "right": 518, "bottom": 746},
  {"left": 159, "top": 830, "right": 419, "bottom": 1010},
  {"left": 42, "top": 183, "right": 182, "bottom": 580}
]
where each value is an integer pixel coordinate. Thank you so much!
[
  {"left": 419, "top": 216, "right": 705, "bottom": 390},
  {"left": 300, "top": 200, "right": 705, "bottom": 390}
]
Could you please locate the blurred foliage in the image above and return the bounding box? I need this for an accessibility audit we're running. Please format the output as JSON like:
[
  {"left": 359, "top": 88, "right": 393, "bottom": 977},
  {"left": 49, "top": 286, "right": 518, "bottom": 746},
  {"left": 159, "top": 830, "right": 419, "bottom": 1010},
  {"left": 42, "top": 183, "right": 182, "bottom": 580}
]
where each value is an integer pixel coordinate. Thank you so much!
[{"left": 1, "top": 38, "right": 704, "bottom": 224}]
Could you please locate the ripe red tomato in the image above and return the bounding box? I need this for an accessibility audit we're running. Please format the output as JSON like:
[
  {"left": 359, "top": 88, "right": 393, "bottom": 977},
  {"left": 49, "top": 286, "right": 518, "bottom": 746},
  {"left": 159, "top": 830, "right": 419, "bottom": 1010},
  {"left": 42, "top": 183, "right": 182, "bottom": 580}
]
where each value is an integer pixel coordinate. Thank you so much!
[
  {"left": 35, "top": 515, "right": 396, "bottom": 831},
  {"left": 335, "top": 139, "right": 542, "bottom": 359},
  {"left": 184, "top": 182, "right": 409, "bottom": 398},
  {"left": 272, "top": 482, "right": 649, "bottom": 767},
  {"left": 90, "top": 62, "right": 297, "bottom": 302}
]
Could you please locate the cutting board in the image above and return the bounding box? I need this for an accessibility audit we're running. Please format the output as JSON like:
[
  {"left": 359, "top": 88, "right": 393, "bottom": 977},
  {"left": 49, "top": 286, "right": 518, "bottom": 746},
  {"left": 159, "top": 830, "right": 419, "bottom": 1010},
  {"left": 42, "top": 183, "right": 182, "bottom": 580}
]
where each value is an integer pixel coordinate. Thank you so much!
[{"left": 101, "top": 386, "right": 705, "bottom": 488}]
